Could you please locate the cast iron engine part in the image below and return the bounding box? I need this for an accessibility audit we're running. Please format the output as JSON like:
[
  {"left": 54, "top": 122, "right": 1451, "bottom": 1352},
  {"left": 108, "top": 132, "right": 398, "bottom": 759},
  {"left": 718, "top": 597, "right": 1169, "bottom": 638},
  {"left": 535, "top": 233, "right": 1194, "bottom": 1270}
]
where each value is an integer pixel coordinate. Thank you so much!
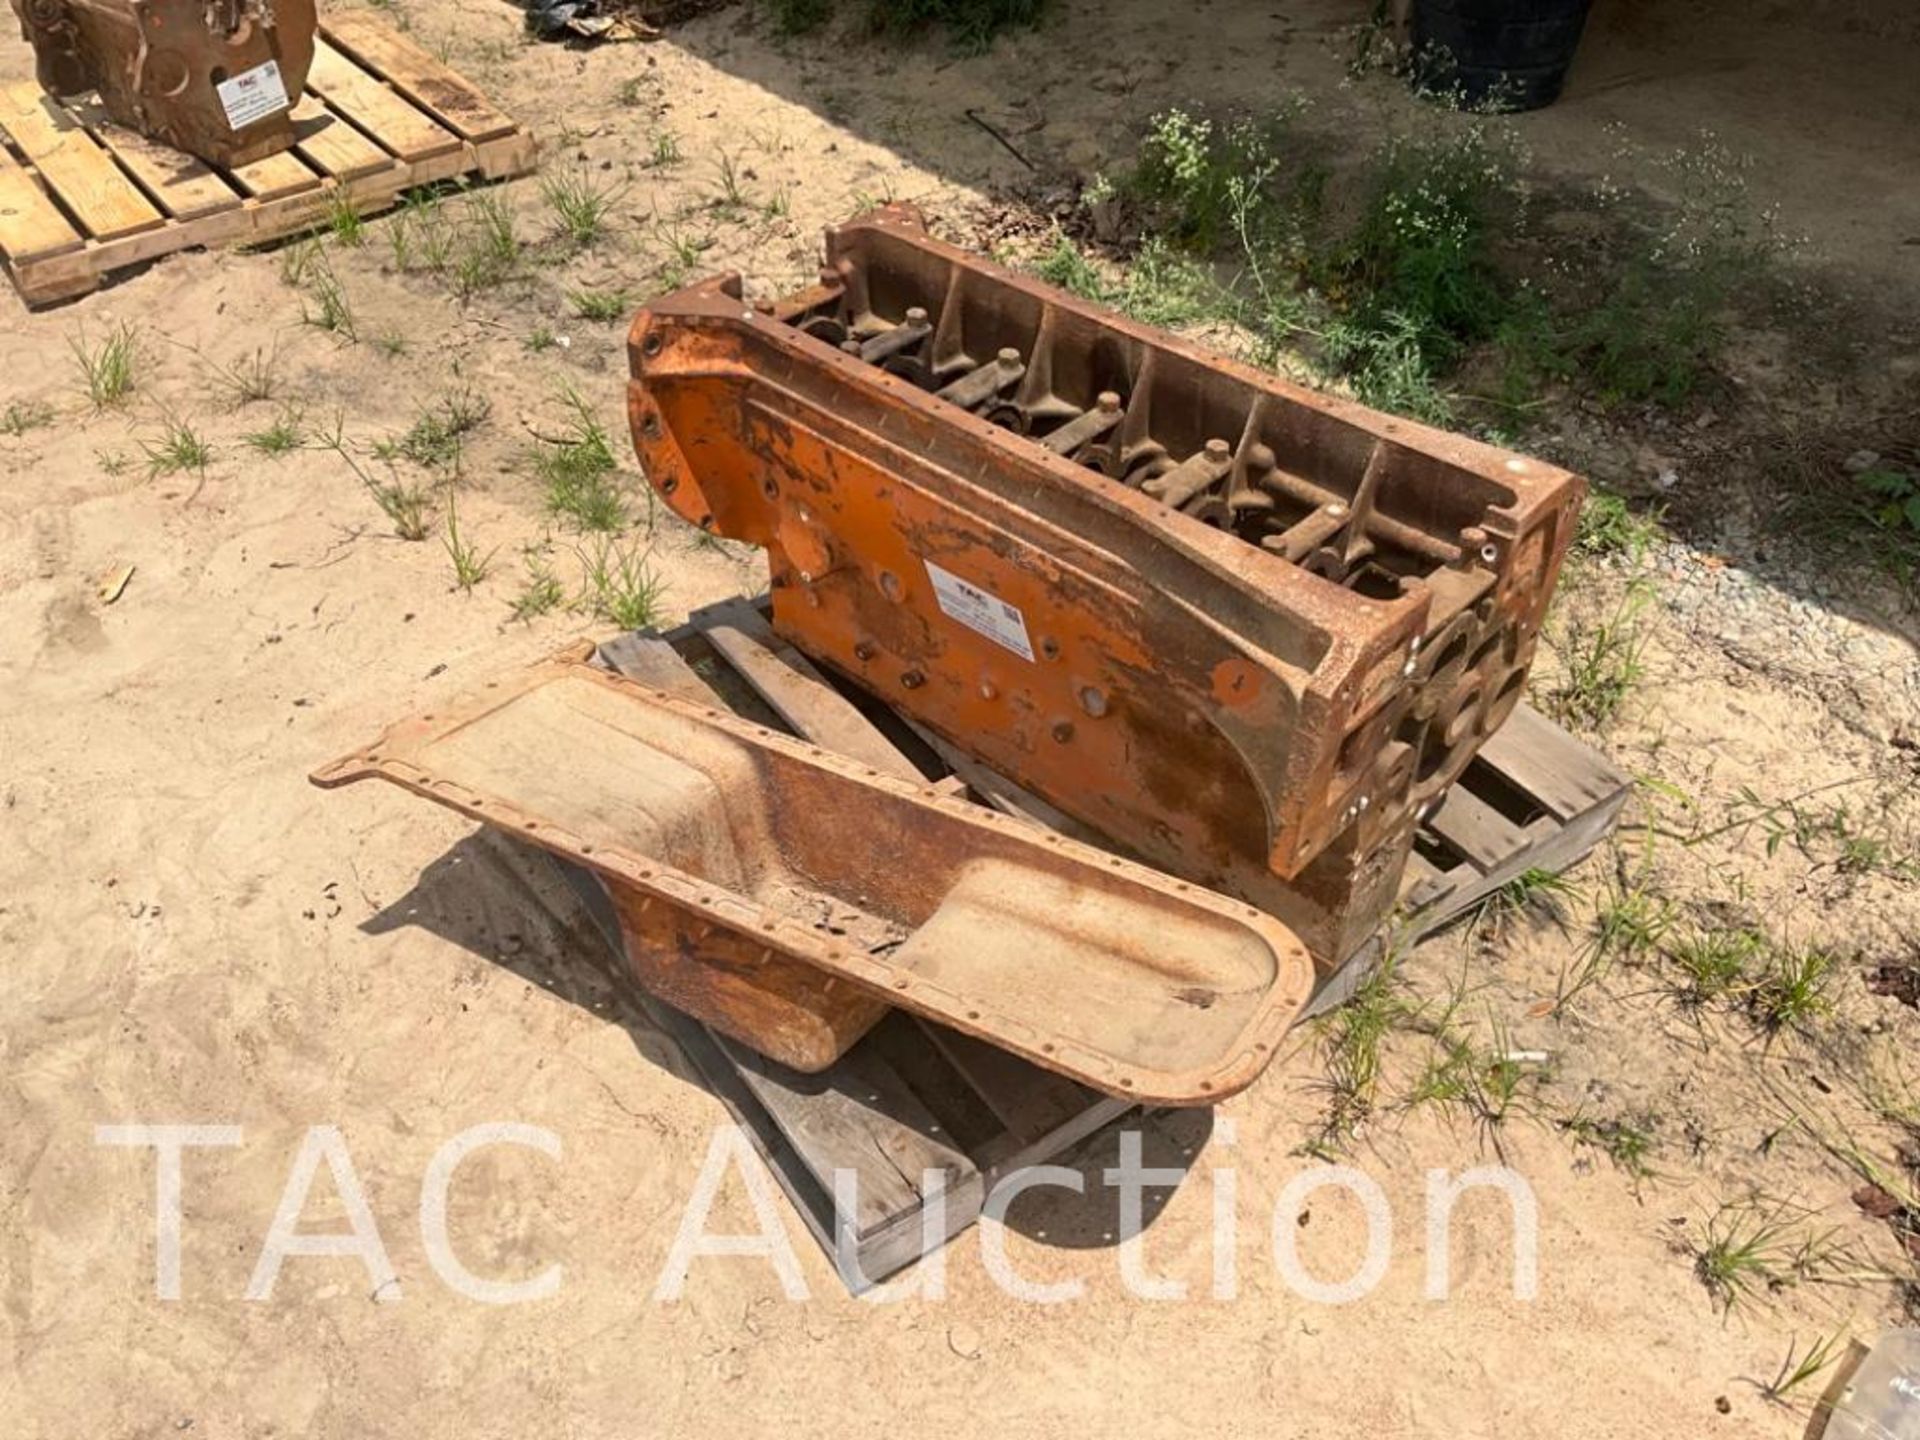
[
  {"left": 10, "top": 0, "right": 316, "bottom": 166},
  {"left": 627, "top": 205, "right": 1585, "bottom": 970}
]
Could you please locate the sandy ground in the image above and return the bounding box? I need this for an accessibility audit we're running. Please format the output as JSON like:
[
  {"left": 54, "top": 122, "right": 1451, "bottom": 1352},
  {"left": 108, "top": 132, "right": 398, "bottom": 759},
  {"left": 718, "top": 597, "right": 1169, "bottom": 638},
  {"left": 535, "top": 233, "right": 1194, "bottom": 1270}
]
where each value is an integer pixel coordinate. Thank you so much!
[{"left": 3, "top": 1, "right": 1919, "bottom": 1436}]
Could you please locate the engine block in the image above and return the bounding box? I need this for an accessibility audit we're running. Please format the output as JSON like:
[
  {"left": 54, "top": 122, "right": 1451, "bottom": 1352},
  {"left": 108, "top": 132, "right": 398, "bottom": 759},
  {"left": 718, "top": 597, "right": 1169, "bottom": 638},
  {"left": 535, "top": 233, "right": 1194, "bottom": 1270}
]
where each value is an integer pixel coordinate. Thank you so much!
[
  {"left": 11, "top": 0, "right": 315, "bottom": 166},
  {"left": 628, "top": 206, "right": 1583, "bottom": 966}
]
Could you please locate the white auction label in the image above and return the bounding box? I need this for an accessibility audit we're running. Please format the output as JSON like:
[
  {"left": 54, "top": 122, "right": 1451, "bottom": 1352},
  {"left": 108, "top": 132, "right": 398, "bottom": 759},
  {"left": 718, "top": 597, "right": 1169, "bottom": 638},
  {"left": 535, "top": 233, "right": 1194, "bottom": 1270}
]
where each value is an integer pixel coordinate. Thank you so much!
[
  {"left": 924, "top": 560, "right": 1035, "bottom": 662},
  {"left": 216, "top": 60, "right": 291, "bottom": 131}
]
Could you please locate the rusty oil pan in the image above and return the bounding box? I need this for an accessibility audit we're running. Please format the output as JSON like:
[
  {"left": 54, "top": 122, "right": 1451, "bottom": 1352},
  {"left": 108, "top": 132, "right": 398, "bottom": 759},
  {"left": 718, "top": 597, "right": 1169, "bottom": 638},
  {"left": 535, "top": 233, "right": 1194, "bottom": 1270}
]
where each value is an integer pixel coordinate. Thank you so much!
[{"left": 313, "top": 653, "right": 1317, "bottom": 1104}]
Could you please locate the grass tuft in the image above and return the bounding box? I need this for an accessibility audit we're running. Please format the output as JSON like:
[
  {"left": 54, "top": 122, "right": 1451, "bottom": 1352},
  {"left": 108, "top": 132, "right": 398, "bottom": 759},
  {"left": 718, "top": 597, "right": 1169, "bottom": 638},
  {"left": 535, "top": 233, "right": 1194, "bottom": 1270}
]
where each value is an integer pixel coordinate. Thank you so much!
[
  {"left": 1547, "top": 579, "right": 1653, "bottom": 731},
  {"left": 300, "top": 249, "right": 358, "bottom": 341},
  {"left": 578, "top": 536, "right": 665, "bottom": 628},
  {"left": 1575, "top": 488, "right": 1665, "bottom": 562},
  {"left": 377, "top": 388, "right": 491, "bottom": 471},
  {"left": 1665, "top": 925, "right": 1765, "bottom": 1007},
  {"left": 326, "top": 189, "right": 365, "bottom": 246},
  {"left": 511, "top": 550, "right": 566, "bottom": 620},
  {"left": 3, "top": 399, "right": 55, "bottom": 436},
  {"left": 541, "top": 168, "right": 624, "bottom": 248},
  {"left": 1749, "top": 943, "right": 1841, "bottom": 1034},
  {"left": 141, "top": 416, "right": 212, "bottom": 478},
  {"left": 567, "top": 286, "right": 632, "bottom": 323},
  {"left": 72, "top": 323, "right": 139, "bottom": 408},
  {"left": 203, "top": 344, "right": 282, "bottom": 407},
  {"left": 536, "top": 389, "right": 625, "bottom": 532},
  {"left": 1759, "top": 1330, "right": 1848, "bottom": 1407},
  {"left": 441, "top": 487, "right": 497, "bottom": 591},
  {"left": 244, "top": 408, "right": 305, "bottom": 458}
]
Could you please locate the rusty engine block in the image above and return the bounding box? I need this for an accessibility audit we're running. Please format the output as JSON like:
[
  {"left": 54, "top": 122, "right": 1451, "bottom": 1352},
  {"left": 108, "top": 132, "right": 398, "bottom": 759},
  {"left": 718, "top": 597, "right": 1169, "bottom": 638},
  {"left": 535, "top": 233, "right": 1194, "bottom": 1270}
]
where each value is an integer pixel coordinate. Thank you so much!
[
  {"left": 11, "top": 0, "right": 314, "bottom": 166},
  {"left": 628, "top": 206, "right": 1584, "bottom": 969}
]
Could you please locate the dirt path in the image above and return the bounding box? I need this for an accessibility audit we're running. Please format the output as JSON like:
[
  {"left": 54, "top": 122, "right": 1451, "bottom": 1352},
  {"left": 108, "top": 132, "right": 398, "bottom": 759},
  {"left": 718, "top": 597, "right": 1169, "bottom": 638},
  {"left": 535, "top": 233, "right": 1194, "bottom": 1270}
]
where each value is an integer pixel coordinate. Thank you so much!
[{"left": 3, "top": 2, "right": 1917, "bottom": 1436}]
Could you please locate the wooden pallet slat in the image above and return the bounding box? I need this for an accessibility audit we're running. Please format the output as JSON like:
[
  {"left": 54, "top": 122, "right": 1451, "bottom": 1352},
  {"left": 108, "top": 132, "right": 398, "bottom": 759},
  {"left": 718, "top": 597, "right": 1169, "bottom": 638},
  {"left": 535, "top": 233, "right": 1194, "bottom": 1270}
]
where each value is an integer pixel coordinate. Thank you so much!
[
  {"left": 228, "top": 147, "right": 325, "bottom": 201},
  {"left": 288, "top": 96, "right": 392, "bottom": 181},
  {"left": 1475, "top": 702, "right": 1627, "bottom": 822},
  {"left": 0, "top": 145, "right": 83, "bottom": 261},
  {"left": 719, "top": 1032, "right": 977, "bottom": 1231},
  {"left": 321, "top": 12, "right": 520, "bottom": 143},
  {"left": 702, "top": 601, "right": 924, "bottom": 783},
  {"left": 1426, "top": 782, "right": 1538, "bottom": 870},
  {"left": 924, "top": 1023, "right": 1113, "bottom": 1155},
  {"left": 0, "top": 83, "right": 163, "bottom": 240},
  {"left": 305, "top": 38, "right": 460, "bottom": 163},
  {"left": 66, "top": 101, "right": 242, "bottom": 221}
]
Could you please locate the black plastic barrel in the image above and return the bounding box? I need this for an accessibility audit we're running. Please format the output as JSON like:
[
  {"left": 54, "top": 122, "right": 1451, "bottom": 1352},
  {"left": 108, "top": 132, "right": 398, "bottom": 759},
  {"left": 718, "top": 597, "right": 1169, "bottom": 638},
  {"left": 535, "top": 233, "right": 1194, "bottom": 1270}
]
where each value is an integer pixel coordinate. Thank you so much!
[{"left": 1412, "top": 0, "right": 1594, "bottom": 112}]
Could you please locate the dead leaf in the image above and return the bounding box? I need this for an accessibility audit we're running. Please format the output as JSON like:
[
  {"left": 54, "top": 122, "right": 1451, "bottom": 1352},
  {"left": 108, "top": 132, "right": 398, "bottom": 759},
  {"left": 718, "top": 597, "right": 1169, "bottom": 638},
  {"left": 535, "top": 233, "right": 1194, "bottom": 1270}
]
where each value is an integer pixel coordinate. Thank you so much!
[{"left": 97, "top": 563, "right": 135, "bottom": 605}]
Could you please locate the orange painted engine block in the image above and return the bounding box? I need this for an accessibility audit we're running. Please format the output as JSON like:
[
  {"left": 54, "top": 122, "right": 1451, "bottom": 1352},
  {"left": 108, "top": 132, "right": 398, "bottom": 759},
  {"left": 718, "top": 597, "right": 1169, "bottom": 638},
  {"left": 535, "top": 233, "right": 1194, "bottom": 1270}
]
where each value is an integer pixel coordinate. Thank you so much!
[{"left": 627, "top": 206, "right": 1583, "bottom": 967}]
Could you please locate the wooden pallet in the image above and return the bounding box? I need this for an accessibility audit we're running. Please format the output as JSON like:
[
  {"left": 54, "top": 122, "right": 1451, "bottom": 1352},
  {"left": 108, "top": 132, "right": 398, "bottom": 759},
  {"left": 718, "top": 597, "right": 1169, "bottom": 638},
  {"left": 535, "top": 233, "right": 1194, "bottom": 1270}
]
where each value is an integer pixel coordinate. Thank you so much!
[
  {"left": 553, "top": 597, "right": 1627, "bottom": 1288},
  {"left": 0, "top": 12, "right": 536, "bottom": 306},
  {"left": 1304, "top": 701, "right": 1632, "bottom": 1016}
]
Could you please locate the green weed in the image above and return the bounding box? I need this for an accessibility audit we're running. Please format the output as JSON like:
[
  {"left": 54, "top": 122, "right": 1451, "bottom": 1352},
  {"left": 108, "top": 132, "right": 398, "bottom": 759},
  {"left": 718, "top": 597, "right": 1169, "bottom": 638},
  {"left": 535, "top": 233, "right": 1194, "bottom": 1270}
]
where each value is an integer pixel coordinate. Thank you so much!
[
  {"left": 71, "top": 323, "right": 139, "bottom": 407},
  {"left": 300, "top": 250, "right": 358, "bottom": 341},
  {"left": 202, "top": 344, "right": 281, "bottom": 407},
  {"left": 1575, "top": 488, "right": 1665, "bottom": 562},
  {"left": 1692, "top": 1203, "right": 1856, "bottom": 1313},
  {"left": 141, "top": 416, "right": 212, "bottom": 478},
  {"left": 390, "top": 191, "right": 456, "bottom": 273},
  {"left": 1860, "top": 464, "right": 1920, "bottom": 536},
  {"left": 578, "top": 536, "right": 665, "bottom": 628},
  {"left": 649, "top": 128, "right": 683, "bottom": 168},
  {"left": 1493, "top": 866, "right": 1577, "bottom": 922},
  {"left": 541, "top": 168, "right": 623, "bottom": 248},
  {"left": 1760, "top": 1330, "right": 1849, "bottom": 1407},
  {"left": 1592, "top": 882, "right": 1673, "bottom": 964},
  {"left": 1034, "top": 233, "right": 1110, "bottom": 301},
  {"left": 320, "top": 420, "right": 432, "bottom": 540},
  {"left": 1693, "top": 1204, "right": 1801, "bottom": 1311},
  {"left": 326, "top": 189, "right": 365, "bottom": 246},
  {"left": 243, "top": 408, "right": 305, "bottom": 458},
  {"left": 511, "top": 550, "right": 566, "bottom": 620},
  {"left": 658, "top": 220, "right": 706, "bottom": 273},
  {"left": 441, "top": 487, "right": 497, "bottom": 591},
  {"left": 377, "top": 389, "right": 491, "bottom": 470},
  {"left": 1750, "top": 944, "right": 1841, "bottom": 1034},
  {"left": 1547, "top": 578, "right": 1654, "bottom": 731},
  {"left": 1312, "top": 957, "right": 1411, "bottom": 1144},
  {"left": 1116, "top": 238, "right": 1230, "bottom": 332},
  {"left": 3, "top": 400, "right": 54, "bottom": 436},
  {"left": 1665, "top": 925, "right": 1765, "bottom": 1006},
  {"left": 536, "top": 389, "right": 625, "bottom": 532},
  {"left": 568, "top": 286, "right": 632, "bottom": 323},
  {"left": 713, "top": 151, "right": 752, "bottom": 211},
  {"left": 1561, "top": 138, "right": 1783, "bottom": 406},
  {"left": 1560, "top": 1110, "right": 1658, "bottom": 1181}
]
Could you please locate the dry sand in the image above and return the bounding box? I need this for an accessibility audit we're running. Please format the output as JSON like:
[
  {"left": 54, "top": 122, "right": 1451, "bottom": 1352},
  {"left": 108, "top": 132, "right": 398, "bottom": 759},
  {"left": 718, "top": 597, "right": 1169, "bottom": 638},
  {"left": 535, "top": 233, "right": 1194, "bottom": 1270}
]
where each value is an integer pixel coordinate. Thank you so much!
[{"left": 3, "top": 1, "right": 1918, "bottom": 1435}]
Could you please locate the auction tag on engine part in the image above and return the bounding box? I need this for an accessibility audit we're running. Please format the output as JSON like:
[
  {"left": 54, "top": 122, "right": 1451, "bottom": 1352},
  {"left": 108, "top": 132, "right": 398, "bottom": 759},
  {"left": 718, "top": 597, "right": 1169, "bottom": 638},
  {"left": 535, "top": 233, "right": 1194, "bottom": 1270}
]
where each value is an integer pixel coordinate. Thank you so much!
[
  {"left": 216, "top": 60, "right": 291, "bottom": 131},
  {"left": 924, "top": 560, "right": 1035, "bottom": 662}
]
